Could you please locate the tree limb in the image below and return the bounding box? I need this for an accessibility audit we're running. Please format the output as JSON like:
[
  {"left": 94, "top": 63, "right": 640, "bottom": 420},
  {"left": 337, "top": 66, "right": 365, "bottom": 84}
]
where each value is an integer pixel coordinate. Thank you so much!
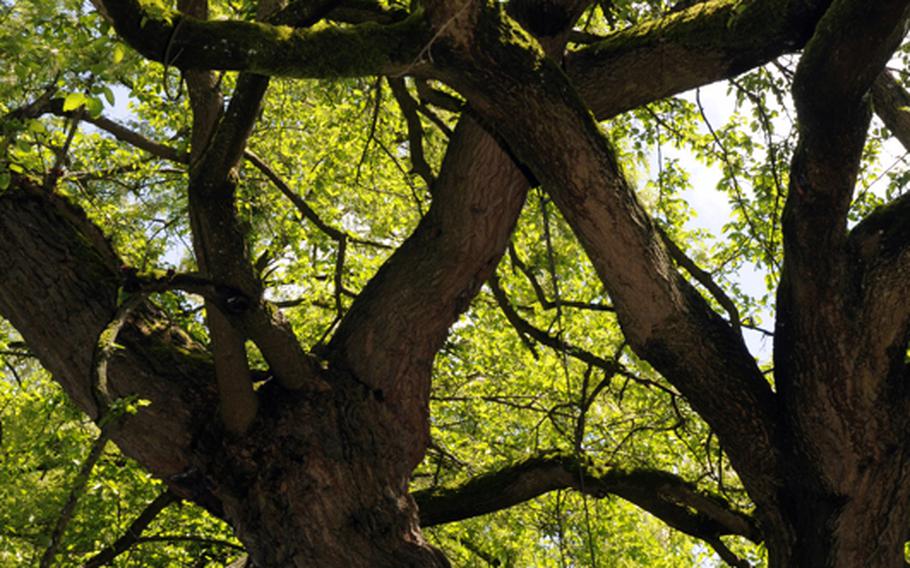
[
  {"left": 0, "top": 175, "right": 223, "bottom": 515},
  {"left": 422, "top": 1, "right": 781, "bottom": 514},
  {"left": 82, "top": 490, "right": 179, "bottom": 568},
  {"left": 97, "top": 0, "right": 431, "bottom": 78},
  {"left": 413, "top": 453, "right": 760, "bottom": 545},
  {"left": 567, "top": 0, "right": 834, "bottom": 120},
  {"left": 179, "top": 0, "right": 260, "bottom": 435},
  {"left": 773, "top": 0, "right": 910, "bottom": 501},
  {"left": 325, "top": 5, "right": 584, "bottom": 470},
  {"left": 327, "top": 115, "right": 529, "bottom": 469},
  {"left": 39, "top": 430, "right": 110, "bottom": 568},
  {"left": 872, "top": 70, "right": 910, "bottom": 152}
]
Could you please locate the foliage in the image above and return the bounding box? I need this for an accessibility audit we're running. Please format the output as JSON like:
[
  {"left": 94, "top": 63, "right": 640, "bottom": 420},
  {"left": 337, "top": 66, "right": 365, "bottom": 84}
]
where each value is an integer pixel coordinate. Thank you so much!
[{"left": 2, "top": 0, "right": 910, "bottom": 566}]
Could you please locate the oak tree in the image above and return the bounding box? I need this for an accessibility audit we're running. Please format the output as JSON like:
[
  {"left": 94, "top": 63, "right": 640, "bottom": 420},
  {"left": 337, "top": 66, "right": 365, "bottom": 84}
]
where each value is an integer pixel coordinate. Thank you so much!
[{"left": 2, "top": 0, "right": 910, "bottom": 566}]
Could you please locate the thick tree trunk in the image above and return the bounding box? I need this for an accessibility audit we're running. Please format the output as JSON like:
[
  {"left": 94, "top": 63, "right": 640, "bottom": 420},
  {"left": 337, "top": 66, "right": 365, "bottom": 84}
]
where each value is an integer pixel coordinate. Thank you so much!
[
  {"left": 199, "top": 380, "right": 448, "bottom": 567},
  {"left": 766, "top": 462, "right": 910, "bottom": 568},
  {"left": 0, "top": 180, "right": 449, "bottom": 568}
]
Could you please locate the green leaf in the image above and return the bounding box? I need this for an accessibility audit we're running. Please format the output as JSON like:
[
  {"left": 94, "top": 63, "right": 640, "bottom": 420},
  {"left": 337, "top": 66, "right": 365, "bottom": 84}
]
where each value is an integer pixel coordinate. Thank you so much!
[
  {"left": 86, "top": 96, "right": 104, "bottom": 119},
  {"left": 62, "top": 92, "right": 87, "bottom": 112},
  {"left": 113, "top": 44, "right": 124, "bottom": 64},
  {"left": 101, "top": 86, "right": 115, "bottom": 106}
]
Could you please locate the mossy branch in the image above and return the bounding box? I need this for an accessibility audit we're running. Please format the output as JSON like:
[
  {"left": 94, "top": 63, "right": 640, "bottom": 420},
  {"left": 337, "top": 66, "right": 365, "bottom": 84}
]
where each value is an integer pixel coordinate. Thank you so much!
[{"left": 99, "top": 0, "right": 432, "bottom": 78}]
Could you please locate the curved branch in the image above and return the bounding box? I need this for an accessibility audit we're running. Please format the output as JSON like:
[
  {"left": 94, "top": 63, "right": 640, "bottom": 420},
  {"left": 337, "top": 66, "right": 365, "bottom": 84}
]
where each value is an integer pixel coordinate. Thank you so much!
[
  {"left": 0, "top": 176, "right": 223, "bottom": 512},
  {"left": 82, "top": 490, "right": 179, "bottom": 568},
  {"left": 327, "top": 116, "right": 529, "bottom": 468},
  {"left": 413, "top": 453, "right": 760, "bottom": 544},
  {"left": 567, "top": 0, "right": 833, "bottom": 120},
  {"left": 98, "top": 0, "right": 430, "bottom": 78},
  {"left": 784, "top": 0, "right": 910, "bottom": 263}
]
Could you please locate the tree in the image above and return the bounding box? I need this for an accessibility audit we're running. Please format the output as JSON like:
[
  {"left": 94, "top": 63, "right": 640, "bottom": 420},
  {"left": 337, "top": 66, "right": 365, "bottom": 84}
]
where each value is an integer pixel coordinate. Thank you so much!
[{"left": 2, "top": 0, "right": 910, "bottom": 565}]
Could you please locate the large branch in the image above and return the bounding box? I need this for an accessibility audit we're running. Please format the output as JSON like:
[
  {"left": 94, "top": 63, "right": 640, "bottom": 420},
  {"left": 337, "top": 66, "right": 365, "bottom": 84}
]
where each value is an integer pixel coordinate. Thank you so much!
[
  {"left": 98, "top": 0, "right": 430, "bottom": 78},
  {"left": 324, "top": 3, "right": 589, "bottom": 469},
  {"left": 182, "top": 0, "right": 334, "bottom": 435},
  {"left": 421, "top": 1, "right": 781, "bottom": 512},
  {"left": 0, "top": 176, "right": 223, "bottom": 512},
  {"left": 327, "top": 114, "right": 529, "bottom": 470},
  {"left": 414, "top": 454, "right": 759, "bottom": 544},
  {"left": 567, "top": 0, "right": 833, "bottom": 119},
  {"left": 856, "top": 72, "right": 910, "bottom": 393}
]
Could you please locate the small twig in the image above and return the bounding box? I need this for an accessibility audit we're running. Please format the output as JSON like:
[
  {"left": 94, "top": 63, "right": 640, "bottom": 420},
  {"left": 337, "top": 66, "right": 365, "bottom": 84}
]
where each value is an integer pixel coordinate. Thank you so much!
[
  {"left": 695, "top": 89, "right": 780, "bottom": 272},
  {"left": 388, "top": 77, "right": 436, "bottom": 188},
  {"left": 657, "top": 226, "right": 741, "bottom": 334},
  {"left": 508, "top": 244, "right": 614, "bottom": 313},
  {"left": 244, "top": 150, "right": 388, "bottom": 248},
  {"left": 355, "top": 77, "right": 383, "bottom": 183},
  {"left": 3, "top": 360, "right": 23, "bottom": 388},
  {"left": 333, "top": 234, "right": 347, "bottom": 318},
  {"left": 489, "top": 275, "right": 620, "bottom": 374},
  {"left": 44, "top": 108, "right": 83, "bottom": 190},
  {"left": 708, "top": 537, "right": 752, "bottom": 568}
]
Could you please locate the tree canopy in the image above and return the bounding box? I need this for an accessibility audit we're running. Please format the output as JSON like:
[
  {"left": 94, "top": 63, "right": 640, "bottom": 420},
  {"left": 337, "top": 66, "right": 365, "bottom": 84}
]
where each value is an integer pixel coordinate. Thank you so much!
[{"left": 2, "top": 0, "right": 910, "bottom": 566}]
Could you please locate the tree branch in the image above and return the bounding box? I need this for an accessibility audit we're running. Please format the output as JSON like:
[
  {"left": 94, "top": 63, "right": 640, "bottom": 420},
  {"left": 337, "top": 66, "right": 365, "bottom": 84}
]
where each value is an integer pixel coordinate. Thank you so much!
[
  {"left": 423, "top": 2, "right": 781, "bottom": 513},
  {"left": 872, "top": 70, "right": 910, "bottom": 152},
  {"left": 97, "top": 0, "right": 430, "bottom": 78},
  {"left": 489, "top": 275, "right": 619, "bottom": 373},
  {"left": 180, "top": 3, "right": 329, "bottom": 431},
  {"left": 0, "top": 176, "right": 223, "bottom": 515},
  {"left": 388, "top": 77, "right": 436, "bottom": 188},
  {"left": 566, "top": 0, "right": 834, "bottom": 120},
  {"left": 82, "top": 490, "right": 179, "bottom": 568},
  {"left": 9, "top": 94, "right": 189, "bottom": 163},
  {"left": 39, "top": 430, "right": 110, "bottom": 568},
  {"left": 658, "top": 227, "right": 741, "bottom": 335},
  {"left": 783, "top": 1, "right": 910, "bottom": 263},
  {"left": 413, "top": 453, "right": 760, "bottom": 545},
  {"left": 507, "top": 244, "right": 614, "bottom": 313},
  {"left": 327, "top": 116, "right": 529, "bottom": 469},
  {"left": 179, "top": 0, "right": 260, "bottom": 435},
  {"left": 773, "top": 0, "right": 910, "bottom": 503},
  {"left": 325, "top": 7, "right": 584, "bottom": 470}
]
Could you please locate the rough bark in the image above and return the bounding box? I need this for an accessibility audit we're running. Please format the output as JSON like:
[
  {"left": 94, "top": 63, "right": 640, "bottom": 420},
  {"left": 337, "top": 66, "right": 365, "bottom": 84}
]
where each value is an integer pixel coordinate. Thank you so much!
[
  {"left": 6, "top": 0, "right": 910, "bottom": 566},
  {"left": 770, "top": 0, "right": 910, "bottom": 564}
]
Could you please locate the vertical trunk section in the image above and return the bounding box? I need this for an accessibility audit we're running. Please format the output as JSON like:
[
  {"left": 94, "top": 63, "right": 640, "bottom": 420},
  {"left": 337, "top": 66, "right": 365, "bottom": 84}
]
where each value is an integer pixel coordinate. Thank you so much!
[
  {"left": 767, "top": 463, "right": 910, "bottom": 568},
  {"left": 199, "top": 381, "right": 449, "bottom": 568}
]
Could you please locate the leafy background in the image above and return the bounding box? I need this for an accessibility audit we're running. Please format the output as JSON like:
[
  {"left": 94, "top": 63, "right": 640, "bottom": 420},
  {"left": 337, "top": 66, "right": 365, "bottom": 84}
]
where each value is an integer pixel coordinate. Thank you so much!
[{"left": 1, "top": 0, "right": 907, "bottom": 565}]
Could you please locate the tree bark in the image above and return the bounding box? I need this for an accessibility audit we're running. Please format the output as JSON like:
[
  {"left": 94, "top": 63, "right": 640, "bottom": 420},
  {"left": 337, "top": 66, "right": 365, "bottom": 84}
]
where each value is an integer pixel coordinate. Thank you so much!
[{"left": 8, "top": 0, "right": 910, "bottom": 566}]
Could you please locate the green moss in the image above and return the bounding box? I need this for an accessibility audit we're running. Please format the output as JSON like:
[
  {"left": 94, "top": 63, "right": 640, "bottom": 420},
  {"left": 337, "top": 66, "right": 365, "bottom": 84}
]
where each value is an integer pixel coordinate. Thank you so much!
[
  {"left": 581, "top": 0, "right": 792, "bottom": 56},
  {"left": 171, "top": 11, "right": 432, "bottom": 79}
]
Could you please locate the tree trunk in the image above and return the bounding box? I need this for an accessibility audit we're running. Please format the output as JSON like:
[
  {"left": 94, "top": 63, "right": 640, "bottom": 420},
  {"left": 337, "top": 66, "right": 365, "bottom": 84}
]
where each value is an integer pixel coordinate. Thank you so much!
[
  {"left": 766, "top": 461, "right": 910, "bottom": 568},
  {"left": 198, "top": 380, "right": 448, "bottom": 567},
  {"left": 0, "top": 180, "right": 448, "bottom": 568}
]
